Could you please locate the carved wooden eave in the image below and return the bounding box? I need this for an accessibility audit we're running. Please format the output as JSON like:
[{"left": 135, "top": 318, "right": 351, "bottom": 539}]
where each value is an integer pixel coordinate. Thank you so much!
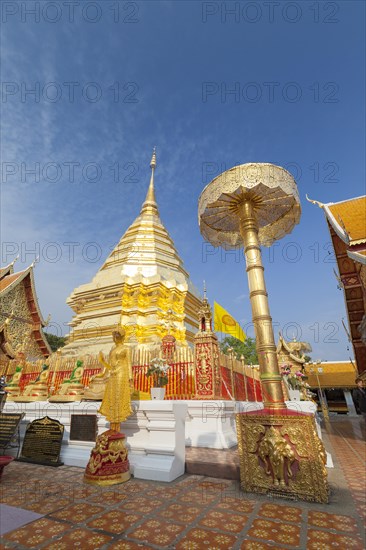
[
  {"left": 0, "top": 265, "right": 51, "bottom": 357},
  {"left": 322, "top": 196, "right": 366, "bottom": 247},
  {"left": 308, "top": 195, "right": 366, "bottom": 374},
  {"left": 327, "top": 222, "right": 366, "bottom": 373}
]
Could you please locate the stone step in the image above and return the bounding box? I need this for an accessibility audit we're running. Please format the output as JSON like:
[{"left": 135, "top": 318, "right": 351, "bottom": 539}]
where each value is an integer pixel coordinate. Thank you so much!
[{"left": 185, "top": 446, "right": 240, "bottom": 480}]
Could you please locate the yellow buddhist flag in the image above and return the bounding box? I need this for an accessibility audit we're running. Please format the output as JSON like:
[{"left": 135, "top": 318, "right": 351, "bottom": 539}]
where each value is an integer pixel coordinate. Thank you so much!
[{"left": 214, "top": 301, "right": 246, "bottom": 342}]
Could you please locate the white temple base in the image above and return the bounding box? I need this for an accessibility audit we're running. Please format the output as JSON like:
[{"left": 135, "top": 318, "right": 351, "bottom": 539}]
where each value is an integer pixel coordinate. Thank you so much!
[
  {"left": 122, "top": 401, "right": 187, "bottom": 482},
  {"left": 3, "top": 398, "right": 332, "bottom": 477},
  {"left": 2, "top": 401, "right": 187, "bottom": 482},
  {"left": 184, "top": 400, "right": 237, "bottom": 449}
]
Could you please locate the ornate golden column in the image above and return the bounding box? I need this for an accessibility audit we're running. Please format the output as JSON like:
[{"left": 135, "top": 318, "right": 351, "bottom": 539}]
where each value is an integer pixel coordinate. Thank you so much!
[{"left": 238, "top": 200, "right": 284, "bottom": 408}]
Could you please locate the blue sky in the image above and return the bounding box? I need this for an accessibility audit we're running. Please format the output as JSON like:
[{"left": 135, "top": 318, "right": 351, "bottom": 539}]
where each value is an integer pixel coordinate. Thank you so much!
[{"left": 1, "top": 0, "right": 365, "bottom": 361}]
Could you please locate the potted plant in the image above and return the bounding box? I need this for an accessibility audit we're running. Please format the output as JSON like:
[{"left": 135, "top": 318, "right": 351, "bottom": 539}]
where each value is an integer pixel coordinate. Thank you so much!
[
  {"left": 146, "top": 358, "right": 171, "bottom": 400},
  {"left": 281, "top": 364, "right": 303, "bottom": 401}
]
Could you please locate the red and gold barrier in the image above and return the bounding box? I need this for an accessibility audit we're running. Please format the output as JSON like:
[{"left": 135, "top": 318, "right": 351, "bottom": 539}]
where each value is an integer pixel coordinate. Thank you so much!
[{"left": 2, "top": 353, "right": 262, "bottom": 402}]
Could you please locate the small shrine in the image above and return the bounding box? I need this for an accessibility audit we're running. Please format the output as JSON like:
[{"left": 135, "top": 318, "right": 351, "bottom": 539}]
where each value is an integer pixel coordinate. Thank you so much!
[{"left": 194, "top": 284, "right": 221, "bottom": 399}]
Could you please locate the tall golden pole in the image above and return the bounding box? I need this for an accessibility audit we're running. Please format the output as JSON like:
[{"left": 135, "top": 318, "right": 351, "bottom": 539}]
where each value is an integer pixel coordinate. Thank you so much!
[
  {"left": 198, "top": 164, "right": 301, "bottom": 408},
  {"left": 239, "top": 201, "right": 285, "bottom": 408}
]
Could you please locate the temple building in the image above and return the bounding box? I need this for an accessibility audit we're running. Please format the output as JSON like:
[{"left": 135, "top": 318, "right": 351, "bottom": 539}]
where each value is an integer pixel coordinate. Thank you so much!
[
  {"left": 304, "top": 360, "right": 358, "bottom": 414},
  {"left": 0, "top": 259, "right": 51, "bottom": 361},
  {"left": 62, "top": 151, "right": 202, "bottom": 356},
  {"left": 308, "top": 195, "right": 366, "bottom": 375}
]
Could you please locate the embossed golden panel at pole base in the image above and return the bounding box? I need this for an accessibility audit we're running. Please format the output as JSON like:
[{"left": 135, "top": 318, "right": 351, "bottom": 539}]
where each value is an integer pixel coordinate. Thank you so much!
[{"left": 236, "top": 409, "right": 329, "bottom": 504}]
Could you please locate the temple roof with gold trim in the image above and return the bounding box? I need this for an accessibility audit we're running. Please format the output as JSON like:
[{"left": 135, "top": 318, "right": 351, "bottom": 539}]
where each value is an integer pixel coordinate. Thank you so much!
[
  {"left": 308, "top": 195, "right": 366, "bottom": 374},
  {"left": 304, "top": 361, "right": 358, "bottom": 389},
  {"left": 0, "top": 271, "right": 24, "bottom": 293},
  {"left": 326, "top": 196, "right": 366, "bottom": 247},
  {"left": 0, "top": 261, "right": 51, "bottom": 358}
]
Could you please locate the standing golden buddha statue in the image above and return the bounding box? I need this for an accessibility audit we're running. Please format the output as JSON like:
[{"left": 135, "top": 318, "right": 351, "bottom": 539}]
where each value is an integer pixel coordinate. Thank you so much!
[
  {"left": 98, "top": 327, "right": 133, "bottom": 432},
  {"left": 84, "top": 326, "right": 132, "bottom": 486}
]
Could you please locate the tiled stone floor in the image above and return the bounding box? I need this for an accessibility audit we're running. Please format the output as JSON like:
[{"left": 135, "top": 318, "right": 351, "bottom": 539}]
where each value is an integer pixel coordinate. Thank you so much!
[{"left": 0, "top": 416, "right": 365, "bottom": 549}]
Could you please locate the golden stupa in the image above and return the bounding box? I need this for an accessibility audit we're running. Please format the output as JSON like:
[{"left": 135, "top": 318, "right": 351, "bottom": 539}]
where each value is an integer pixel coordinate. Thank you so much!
[{"left": 62, "top": 150, "right": 202, "bottom": 356}]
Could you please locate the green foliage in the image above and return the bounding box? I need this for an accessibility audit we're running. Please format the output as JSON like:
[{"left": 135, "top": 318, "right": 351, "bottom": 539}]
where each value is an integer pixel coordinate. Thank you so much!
[
  {"left": 303, "top": 355, "right": 312, "bottom": 362},
  {"left": 44, "top": 333, "right": 66, "bottom": 352},
  {"left": 220, "top": 336, "right": 258, "bottom": 364},
  {"left": 146, "top": 358, "right": 171, "bottom": 387}
]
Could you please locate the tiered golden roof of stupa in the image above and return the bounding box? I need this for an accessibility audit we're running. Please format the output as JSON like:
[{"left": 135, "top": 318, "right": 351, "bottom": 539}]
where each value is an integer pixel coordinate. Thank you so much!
[{"left": 63, "top": 150, "right": 202, "bottom": 356}]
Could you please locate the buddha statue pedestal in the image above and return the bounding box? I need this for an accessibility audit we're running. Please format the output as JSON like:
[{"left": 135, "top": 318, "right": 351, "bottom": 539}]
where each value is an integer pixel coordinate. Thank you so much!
[
  {"left": 5, "top": 386, "right": 21, "bottom": 400},
  {"left": 13, "top": 383, "right": 49, "bottom": 402},
  {"left": 49, "top": 384, "right": 84, "bottom": 402},
  {"left": 13, "top": 365, "right": 50, "bottom": 402},
  {"left": 83, "top": 369, "right": 109, "bottom": 401},
  {"left": 84, "top": 430, "right": 130, "bottom": 486},
  {"left": 49, "top": 361, "right": 85, "bottom": 403}
]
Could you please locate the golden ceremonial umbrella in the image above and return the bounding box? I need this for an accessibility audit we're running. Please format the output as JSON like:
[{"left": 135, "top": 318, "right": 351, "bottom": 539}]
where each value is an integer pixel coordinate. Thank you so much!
[
  {"left": 198, "top": 163, "right": 301, "bottom": 408},
  {"left": 199, "top": 163, "right": 301, "bottom": 249}
]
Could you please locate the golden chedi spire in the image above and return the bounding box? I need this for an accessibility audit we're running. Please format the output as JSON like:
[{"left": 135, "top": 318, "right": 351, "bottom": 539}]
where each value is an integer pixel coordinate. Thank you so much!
[
  {"left": 63, "top": 149, "right": 202, "bottom": 355},
  {"left": 141, "top": 148, "right": 158, "bottom": 216}
]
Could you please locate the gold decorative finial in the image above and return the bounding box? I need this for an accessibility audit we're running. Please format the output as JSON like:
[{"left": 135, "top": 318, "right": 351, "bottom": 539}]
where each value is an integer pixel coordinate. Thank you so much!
[
  {"left": 150, "top": 147, "right": 157, "bottom": 169},
  {"left": 141, "top": 148, "right": 158, "bottom": 215},
  {"left": 30, "top": 256, "right": 39, "bottom": 268},
  {"left": 203, "top": 280, "right": 207, "bottom": 300},
  {"left": 10, "top": 254, "right": 19, "bottom": 267},
  {"left": 306, "top": 195, "right": 324, "bottom": 208}
]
